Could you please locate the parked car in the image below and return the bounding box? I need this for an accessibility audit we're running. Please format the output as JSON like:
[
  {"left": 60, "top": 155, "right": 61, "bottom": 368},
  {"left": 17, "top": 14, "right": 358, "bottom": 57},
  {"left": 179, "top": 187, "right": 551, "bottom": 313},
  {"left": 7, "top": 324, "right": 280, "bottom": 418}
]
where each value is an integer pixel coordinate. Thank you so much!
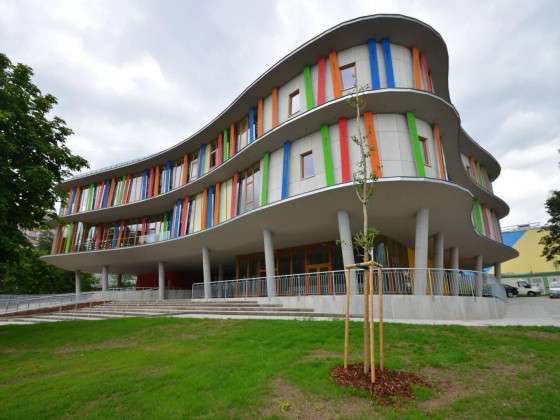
[
  {"left": 503, "top": 284, "right": 518, "bottom": 298},
  {"left": 549, "top": 282, "right": 560, "bottom": 299},
  {"left": 501, "top": 279, "right": 543, "bottom": 297}
]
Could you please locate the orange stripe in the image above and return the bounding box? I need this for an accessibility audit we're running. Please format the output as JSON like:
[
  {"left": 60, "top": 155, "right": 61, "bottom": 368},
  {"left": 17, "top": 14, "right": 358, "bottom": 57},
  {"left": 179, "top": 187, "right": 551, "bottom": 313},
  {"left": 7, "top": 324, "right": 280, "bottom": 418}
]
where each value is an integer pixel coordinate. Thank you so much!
[
  {"left": 181, "top": 154, "right": 188, "bottom": 185},
  {"left": 257, "top": 98, "right": 264, "bottom": 138},
  {"left": 73, "top": 187, "right": 81, "bottom": 213},
  {"left": 213, "top": 183, "right": 220, "bottom": 226},
  {"left": 412, "top": 47, "right": 422, "bottom": 89},
  {"left": 153, "top": 166, "right": 160, "bottom": 195},
  {"left": 363, "top": 112, "right": 382, "bottom": 178},
  {"left": 271, "top": 87, "right": 278, "bottom": 128},
  {"left": 201, "top": 189, "right": 208, "bottom": 230},
  {"left": 328, "top": 50, "right": 342, "bottom": 98},
  {"left": 433, "top": 124, "right": 446, "bottom": 180},
  {"left": 229, "top": 123, "right": 236, "bottom": 157},
  {"left": 117, "top": 221, "right": 124, "bottom": 247},
  {"left": 107, "top": 178, "right": 115, "bottom": 206}
]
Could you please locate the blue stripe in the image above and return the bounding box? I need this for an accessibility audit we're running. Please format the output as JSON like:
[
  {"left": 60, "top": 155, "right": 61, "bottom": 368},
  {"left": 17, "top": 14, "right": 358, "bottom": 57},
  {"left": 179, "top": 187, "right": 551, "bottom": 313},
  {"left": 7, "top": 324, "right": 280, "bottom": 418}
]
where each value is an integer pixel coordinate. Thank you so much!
[
  {"left": 198, "top": 145, "right": 205, "bottom": 177},
  {"left": 112, "top": 223, "right": 119, "bottom": 248},
  {"left": 67, "top": 187, "right": 76, "bottom": 214},
  {"left": 207, "top": 187, "right": 214, "bottom": 227},
  {"left": 367, "top": 38, "right": 381, "bottom": 89},
  {"left": 249, "top": 108, "right": 255, "bottom": 143},
  {"left": 381, "top": 38, "right": 395, "bottom": 88},
  {"left": 281, "top": 141, "right": 291, "bottom": 199},
  {"left": 101, "top": 180, "right": 110, "bottom": 208}
]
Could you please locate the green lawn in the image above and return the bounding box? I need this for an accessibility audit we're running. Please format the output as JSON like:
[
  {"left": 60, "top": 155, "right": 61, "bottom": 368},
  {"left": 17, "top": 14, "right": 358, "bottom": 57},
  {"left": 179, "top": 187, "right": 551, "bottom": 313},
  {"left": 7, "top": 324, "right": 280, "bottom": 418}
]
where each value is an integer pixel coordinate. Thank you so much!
[{"left": 0, "top": 318, "right": 558, "bottom": 419}]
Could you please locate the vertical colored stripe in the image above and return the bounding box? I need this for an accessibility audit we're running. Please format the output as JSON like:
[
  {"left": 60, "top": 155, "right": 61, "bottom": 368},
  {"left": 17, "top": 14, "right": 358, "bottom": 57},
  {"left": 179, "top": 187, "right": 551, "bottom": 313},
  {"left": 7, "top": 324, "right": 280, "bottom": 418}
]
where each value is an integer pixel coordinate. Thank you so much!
[
  {"left": 367, "top": 39, "right": 381, "bottom": 89},
  {"left": 198, "top": 145, "right": 205, "bottom": 177},
  {"left": 320, "top": 124, "right": 335, "bottom": 186},
  {"left": 231, "top": 173, "right": 238, "bottom": 218},
  {"left": 412, "top": 47, "right": 422, "bottom": 89},
  {"left": 271, "top": 88, "right": 279, "bottom": 128},
  {"left": 317, "top": 57, "right": 326, "bottom": 105},
  {"left": 433, "top": 124, "right": 446, "bottom": 180},
  {"left": 406, "top": 112, "right": 426, "bottom": 177},
  {"left": 328, "top": 50, "right": 342, "bottom": 98},
  {"left": 229, "top": 123, "right": 236, "bottom": 157},
  {"left": 207, "top": 187, "right": 214, "bottom": 228},
  {"left": 338, "top": 118, "right": 351, "bottom": 182},
  {"left": 303, "top": 65, "right": 315, "bottom": 110},
  {"left": 363, "top": 112, "right": 383, "bottom": 178},
  {"left": 257, "top": 98, "right": 264, "bottom": 138},
  {"left": 420, "top": 52, "right": 432, "bottom": 92},
  {"left": 473, "top": 200, "right": 484, "bottom": 235},
  {"left": 217, "top": 133, "right": 223, "bottom": 166},
  {"left": 381, "top": 38, "right": 395, "bottom": 88},
  {"left": 65, "top": 224, "right": 74, "bottom": 253},
  {"left": 223, "top": 129, "right": 229, "bottom": 161},
  {"left": 181, "top": 155, "right": 188, "bottom": 184},
  {"left": 281, "top": 142, "right": 291, "bottom": 199},
  {"left": 201, "top": 189, "right": 208, "bottom": 230},
  {"left": 213, "top": 183, "right": 220, "bottom": 226},
  {"left": 180, "top": 197, "right": 189, "bottom": 236},
  {"left": 67, "top": 187, "right": 76, "bottom": 215},
  {"left": 475, "top": 161, "right": 483, "bottom": 187},
  {"left": 249, "top": 108, "right": 255, "bottom": 143},
  {"left": 153, "top": 167, "right": 160, "bottom": 196},
  {"left": 261, "top": 152, "right": 270, "bottom": 206},
  {"left": 101, "top": 180, "right": 110, "bottom": 208}
]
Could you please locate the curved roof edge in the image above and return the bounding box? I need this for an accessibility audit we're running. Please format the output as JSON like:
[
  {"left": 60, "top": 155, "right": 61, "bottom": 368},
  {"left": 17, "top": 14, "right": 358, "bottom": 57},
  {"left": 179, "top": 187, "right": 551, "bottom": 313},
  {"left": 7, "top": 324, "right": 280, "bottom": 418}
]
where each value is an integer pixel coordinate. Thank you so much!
[
  {"left": 62, "top": 14, "right": 450, "bottom": 187},
  {"left": 459, "top": 128, "right": 501, "bottom": 180}
]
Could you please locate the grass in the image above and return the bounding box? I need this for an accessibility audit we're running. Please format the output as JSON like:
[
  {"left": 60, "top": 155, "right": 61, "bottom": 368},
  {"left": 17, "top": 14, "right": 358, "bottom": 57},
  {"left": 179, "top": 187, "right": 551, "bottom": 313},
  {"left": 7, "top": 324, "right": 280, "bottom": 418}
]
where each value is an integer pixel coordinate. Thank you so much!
[{"left": 0, "top": 318, "right": 558, "bottom": 419}]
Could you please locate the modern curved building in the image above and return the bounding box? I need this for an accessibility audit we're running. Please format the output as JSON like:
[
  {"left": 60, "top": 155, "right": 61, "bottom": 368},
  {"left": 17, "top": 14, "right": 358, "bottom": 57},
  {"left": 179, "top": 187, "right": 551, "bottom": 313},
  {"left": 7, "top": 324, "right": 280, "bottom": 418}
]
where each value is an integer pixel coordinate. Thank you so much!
[{"left": 43, "top": 14, "right": 517, "bottom": 314}]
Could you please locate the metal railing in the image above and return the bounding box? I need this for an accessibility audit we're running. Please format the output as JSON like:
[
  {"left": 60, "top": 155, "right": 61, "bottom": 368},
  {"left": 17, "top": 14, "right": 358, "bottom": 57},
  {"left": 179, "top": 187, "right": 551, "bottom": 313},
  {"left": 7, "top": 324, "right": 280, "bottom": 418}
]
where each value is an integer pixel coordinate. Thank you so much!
[
  {"left": 1, "top": 288, "right": 159, "bottom": 315},
  {"left": 192, "top": 268, "right": 506, "bottom": 300}
]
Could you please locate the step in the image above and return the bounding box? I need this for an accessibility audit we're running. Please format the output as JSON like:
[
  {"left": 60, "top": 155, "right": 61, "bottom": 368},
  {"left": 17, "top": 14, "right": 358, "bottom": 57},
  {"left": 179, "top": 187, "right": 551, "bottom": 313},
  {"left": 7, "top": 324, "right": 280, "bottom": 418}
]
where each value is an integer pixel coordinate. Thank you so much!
[
  {"left": 86, "top": 305, "right": 310, "bottom": 313},
  {"left": 105, "top": 302, "right": 283, "bottom": 308},
  {"left": 38, "top": 314, "right": 108, "bottom": 321}
]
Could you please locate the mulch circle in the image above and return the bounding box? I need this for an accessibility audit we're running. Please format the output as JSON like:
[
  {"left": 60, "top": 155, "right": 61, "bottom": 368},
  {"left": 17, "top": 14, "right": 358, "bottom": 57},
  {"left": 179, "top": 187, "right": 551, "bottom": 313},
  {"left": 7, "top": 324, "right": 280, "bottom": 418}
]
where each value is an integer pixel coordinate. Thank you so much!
[{"left": 331, "top": 364, "right": 430, "bottom": 404}]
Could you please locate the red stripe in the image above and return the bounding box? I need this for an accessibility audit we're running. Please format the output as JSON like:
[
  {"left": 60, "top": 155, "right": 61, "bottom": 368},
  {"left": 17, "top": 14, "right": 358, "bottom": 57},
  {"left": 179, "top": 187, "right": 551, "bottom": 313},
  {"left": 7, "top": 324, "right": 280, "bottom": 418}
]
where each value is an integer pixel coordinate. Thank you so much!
[
  {"left": 217, "top": 134, "right": 223, "bottom": 166},
  {"left": 317, "top": 56, "right": 326, "bottom": 105},
  {"left": 338, "top": 118, "right": 351, "bottom": 182},
  {"left": 180, "top": 197, "right": 189, "bottom": 236}
]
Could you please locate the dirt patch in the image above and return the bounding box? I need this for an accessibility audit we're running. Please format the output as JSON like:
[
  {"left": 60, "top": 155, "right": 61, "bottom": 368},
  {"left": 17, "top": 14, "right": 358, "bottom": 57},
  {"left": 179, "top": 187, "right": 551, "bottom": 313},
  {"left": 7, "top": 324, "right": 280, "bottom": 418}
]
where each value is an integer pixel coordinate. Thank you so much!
[
  {"left": 262, "top": 378, "right": 373, "bottom": 419},
  {"left": 301, "top": 349, "right": 341, "bottom": 362},
  {"left": 331, "top": 364, "right": 431, "bottom": 404},
  {"left": 525, "top": 331, "right": 560, "bottom": 341},
  {"left": 55, "top": 337, "right": 137, "bottom": 353}
]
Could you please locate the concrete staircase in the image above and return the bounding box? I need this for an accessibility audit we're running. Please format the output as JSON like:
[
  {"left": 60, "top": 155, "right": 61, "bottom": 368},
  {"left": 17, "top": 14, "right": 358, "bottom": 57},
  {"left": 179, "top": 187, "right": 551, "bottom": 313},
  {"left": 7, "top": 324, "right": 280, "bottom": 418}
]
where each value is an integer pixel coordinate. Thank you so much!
[{"left": 0, "top": 300, "right": 341, "bottom": 325}]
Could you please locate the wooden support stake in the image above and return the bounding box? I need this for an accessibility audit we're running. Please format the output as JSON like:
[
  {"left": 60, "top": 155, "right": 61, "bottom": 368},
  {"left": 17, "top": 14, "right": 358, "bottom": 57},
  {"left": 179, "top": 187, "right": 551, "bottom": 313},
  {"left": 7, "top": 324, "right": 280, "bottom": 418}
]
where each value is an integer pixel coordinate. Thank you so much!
[
  {"left": 369, "top": 266, "right": 375, "bottom": 383},
  {"left": 378, "top": 267, "right": 384, "bottom": 371},
  {"left": 344, "top": 268, "right": 350, "bottom": 370},
  {"left": 363, "top": 266, "right": 369, "bottom": 374}
]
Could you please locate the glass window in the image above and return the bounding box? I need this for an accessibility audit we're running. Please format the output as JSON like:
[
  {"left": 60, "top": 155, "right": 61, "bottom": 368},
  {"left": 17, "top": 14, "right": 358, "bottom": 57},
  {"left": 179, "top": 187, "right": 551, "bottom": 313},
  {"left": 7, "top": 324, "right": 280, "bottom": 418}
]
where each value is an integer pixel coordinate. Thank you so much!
[
  {"left": 340, "top": 63, "right": 356, "bottom": 91},
  {"left": 189, "top": 151, "right": 199, "bottom": 181},
  {"left": 237, "top": 117, "right": 249, "bottom": 151},
  {"left": 238, "top": 163, "right": 261, "bottom": 214},
  {"left": 419, "top": 136, "right": 431, "bottom": 166},
  {"left": 209, "top": 141, "right": 217, "bottom": 168},
  {"left": 301, "top": 151, "right": 314, "bottom": 179},
  {"left": 289, "top": 90, "right": 300, "bottom": 116}
]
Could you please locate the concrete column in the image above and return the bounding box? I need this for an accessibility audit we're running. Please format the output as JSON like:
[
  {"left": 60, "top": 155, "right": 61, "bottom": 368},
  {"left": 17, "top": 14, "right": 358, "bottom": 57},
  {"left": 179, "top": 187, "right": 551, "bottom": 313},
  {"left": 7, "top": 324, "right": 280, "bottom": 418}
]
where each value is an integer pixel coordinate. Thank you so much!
[
  {"left": 101, "top": 265, "right": 109, "bottom": 292},
  {"left": 202, "top": 247, "right": 211, "bottom": 299},
  {"left": 475, "top": 255, "right": 483, "bottom": 297},
  {"left": 414, "top": 208, "right": 429, "bottom": 295},
  {"left": 494, "top": 263, "right": 502, "bottom": 282},
  {"left": 433, "top": 232, "right": 444, "bottom": 295},
  {"left": 263, "top": 229, "right": 276, "bottom": 297},
  {"left": 158, "top": 262, "right": 165, "bottom": 300},
  {"left": 75, "top": 270, "right": 81, "bottom": 299},
  {"left": 450, "top": 247, "right": 459, "bottom": 295},
  {"left": 337, "top": 210, "right": 357, "bottom": 293}
]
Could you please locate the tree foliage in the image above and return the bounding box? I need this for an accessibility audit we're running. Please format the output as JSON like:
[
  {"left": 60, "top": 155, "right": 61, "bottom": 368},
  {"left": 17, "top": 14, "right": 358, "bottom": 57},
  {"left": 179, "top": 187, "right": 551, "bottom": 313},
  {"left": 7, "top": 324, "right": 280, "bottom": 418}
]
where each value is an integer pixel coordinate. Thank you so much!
[
  {"left": 540, "top": 190, "right": 560, "bottom": 265},
  {"left": 0, "top": 53, "right": 88, "bottom": 286}
]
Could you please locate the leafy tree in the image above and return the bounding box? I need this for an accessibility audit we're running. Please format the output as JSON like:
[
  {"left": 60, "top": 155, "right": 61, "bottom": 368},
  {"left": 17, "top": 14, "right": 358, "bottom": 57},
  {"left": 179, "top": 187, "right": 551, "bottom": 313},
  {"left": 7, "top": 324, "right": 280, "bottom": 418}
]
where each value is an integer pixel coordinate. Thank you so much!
[
  {"left": 540, "top": 190, "right": 560, "bottom": 265},
  {"left": 0, "top": 53, "right": 88, "bottom": 286}
]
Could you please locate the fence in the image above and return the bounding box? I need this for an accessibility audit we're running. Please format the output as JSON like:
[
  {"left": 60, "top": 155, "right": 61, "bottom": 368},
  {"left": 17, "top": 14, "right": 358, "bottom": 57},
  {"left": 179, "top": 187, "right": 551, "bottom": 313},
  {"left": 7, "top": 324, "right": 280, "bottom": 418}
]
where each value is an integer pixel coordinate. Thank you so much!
[{"left": 192, "top": 268, "right": 506, "bottom": 300}]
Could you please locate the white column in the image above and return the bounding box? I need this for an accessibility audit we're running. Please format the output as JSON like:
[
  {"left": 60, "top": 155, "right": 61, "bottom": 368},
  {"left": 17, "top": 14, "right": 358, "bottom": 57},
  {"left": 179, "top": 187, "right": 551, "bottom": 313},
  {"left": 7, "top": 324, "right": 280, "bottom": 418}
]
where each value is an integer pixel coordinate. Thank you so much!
[
  {"left": 450, "top": 247, "right": 459, "bottom": 295},
  {"left": 75, "top": 270, "right": 81, "bottom": 299},
  {"left": 414, "top": 208, "right": 429, "bottom": 295},
  {"left": 494, "top": 263, "right": 502, "bottom": 282},
  {"left": 101, "top": 265, "right": 109, "bottom": 291},
  {"left": 337, "top": 210, "right": 357, "bottom": 293},
  {"left": 202, "top": 247, "right": 211, "bottom": 299},
  {"left": 158, "top": 262, "right": 165, "bottom": 300},
  {"left": 475, "top": 255, "right": 483, "bottom": 297},
  {"left": 433, "top": 232, "right": 444, "bottom": 295},
  {"left": 263, "top": 229, "right": 276, "bottom": 297}
]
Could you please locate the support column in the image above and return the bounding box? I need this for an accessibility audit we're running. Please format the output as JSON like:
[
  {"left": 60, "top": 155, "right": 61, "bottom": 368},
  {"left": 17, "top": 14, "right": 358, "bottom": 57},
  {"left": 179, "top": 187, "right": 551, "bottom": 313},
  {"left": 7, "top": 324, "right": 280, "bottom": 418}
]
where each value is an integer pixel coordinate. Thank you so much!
[
  {"left": 450, "top": 247, "right": 459, "bottom": 295},
  {"left": 433, "top": 232, "right": 444, "bottom": 295},
  {"left": 75, "top": 270, "right": 81, "bottom": 299},
  {"left": 263, "top": 229, "right": 276, "bottom": 297},
  {"left": 475, "top": 255, "right": 483, "bottom": 297},
  {"left": 337, "top": 210, "right": 357, "bottom": 293},
  {"left": 158, "top": 262, "right": 165, "bottom": 300},
  {"left": 101, "top": 265, "right": 109, "bottom": 292},
  {"left": 202, "top": 247, "right": 211, "bottom": 299},
  {"left": 414, "top": 208, "right": 429, "bottom": 295},
  {"left": 494, "top": 263, "right": 501, "bottom": 282}
]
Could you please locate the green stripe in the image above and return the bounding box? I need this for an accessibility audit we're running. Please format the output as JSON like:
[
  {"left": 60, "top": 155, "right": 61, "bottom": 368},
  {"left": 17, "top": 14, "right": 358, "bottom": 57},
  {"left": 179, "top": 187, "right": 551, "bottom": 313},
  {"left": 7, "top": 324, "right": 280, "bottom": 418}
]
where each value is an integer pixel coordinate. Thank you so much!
[
  {"left": 64, "top": 224, "right": 73, "bottom": 253},
  {"left": 320, "top": 125, "right": 335, "bottom": 186},
  {"left": 261, "top": 152, "right": 270, "bottom": 206},
  {"left": 223, "top": 129, "right": 229, "bottom": 161},
  {"left": 303, "top": 65, "right": 315, "bottom": 110},
  {"left": 405, "top": 112, "right": 426, "bottom": 177},
  {"left": 473, "top": 200, "right": 485, "bottom": 235},
  {"left": 88, "top": 184, "right": 94, "bottom": 210},
  {"left": 475, "top": 161, "right": 483, "bottom": 187},
  {"left": 117, "top": 176, "right": 126, "bottom": 205}
]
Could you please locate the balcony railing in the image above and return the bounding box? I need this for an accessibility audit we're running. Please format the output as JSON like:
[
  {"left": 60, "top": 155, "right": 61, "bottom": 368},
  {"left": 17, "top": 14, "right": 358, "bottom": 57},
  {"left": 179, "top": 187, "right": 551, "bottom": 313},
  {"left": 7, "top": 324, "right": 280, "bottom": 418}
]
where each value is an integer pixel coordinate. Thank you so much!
[{"left": 191, "top": 268, "right": 506, "bottom": 300}]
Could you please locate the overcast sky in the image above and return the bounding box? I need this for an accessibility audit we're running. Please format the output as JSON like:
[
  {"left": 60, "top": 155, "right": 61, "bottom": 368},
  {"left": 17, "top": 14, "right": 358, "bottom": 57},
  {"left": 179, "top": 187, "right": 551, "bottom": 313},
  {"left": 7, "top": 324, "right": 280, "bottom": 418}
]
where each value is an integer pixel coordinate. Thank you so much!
[{"left": 1, "top": 0, "right": 559, "bottom": 227}]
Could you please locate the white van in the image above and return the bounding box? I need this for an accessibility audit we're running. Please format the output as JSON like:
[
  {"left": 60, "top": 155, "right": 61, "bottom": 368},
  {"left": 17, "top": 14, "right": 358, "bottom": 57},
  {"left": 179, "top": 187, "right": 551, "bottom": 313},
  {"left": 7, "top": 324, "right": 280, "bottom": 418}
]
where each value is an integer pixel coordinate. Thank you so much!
[{"left": 501, "top": 279, "right": 543, "bottom": 297}]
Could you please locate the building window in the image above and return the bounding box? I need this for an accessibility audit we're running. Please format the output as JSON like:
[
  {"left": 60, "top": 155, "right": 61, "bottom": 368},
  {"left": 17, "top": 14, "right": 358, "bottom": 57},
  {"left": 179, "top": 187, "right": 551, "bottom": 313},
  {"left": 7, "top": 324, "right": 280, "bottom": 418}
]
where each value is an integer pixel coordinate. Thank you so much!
[
  {"left": 188, "top": 151, "right": 199, "bottom": 181},
  {"left": 209, "top": 141, "right": 217, "bottom": 168},
  {"left": 301, "top": 151, "right": 314, "bottom": 179},
  {"left": 237, "top": 117, "right": 249, "bottom": 151},
  {"left": 289, "top": 90, "right": 300, "bottom": 116},
  {"left": 419, "top": 136, "right": 431, "bottom": 166},
  {"left": 340, "top": 63, "right": 356, "bottom": 91},
  {"left": 237, "top": 163, "right": 261, "bottom": 214}
]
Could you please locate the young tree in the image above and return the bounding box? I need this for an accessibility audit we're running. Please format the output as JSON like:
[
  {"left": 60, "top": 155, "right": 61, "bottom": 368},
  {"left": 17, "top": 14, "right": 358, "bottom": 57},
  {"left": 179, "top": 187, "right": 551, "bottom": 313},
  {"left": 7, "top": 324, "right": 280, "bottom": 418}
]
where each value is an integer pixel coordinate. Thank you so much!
[
  {"left": 0, "top": 53, "right": 88, "bottom": 281},
  {"left": 540, "top": 191, "right": 560, "bottom": 265}
]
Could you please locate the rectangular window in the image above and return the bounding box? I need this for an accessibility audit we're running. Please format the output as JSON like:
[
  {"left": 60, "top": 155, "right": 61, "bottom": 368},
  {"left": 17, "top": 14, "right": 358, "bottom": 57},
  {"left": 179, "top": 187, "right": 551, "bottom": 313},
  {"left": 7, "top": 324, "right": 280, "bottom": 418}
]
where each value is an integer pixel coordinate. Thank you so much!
[
  {"left": 209, "top": 141, "right": 217, "bottom": 168},
  {"left": 188, "top": 151, "right": 199, "bottom": 181},
  {"left": 238, "top": 163, "right": 261, "bottom": 214},
  {"left": 340, "top": 63, "right": 356, "bottom": 91},
  {"left": 419, "top": 136, "right": 431, "bottom": 166},
  {"left": 289, "top": 90, "right": 300, "bottom": 116},
  {"left": 237, "top": 117, "right": 249, "bottom": 151},
  {"left": 301, "top": 151, "right": 314, "bottom": 179}
]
